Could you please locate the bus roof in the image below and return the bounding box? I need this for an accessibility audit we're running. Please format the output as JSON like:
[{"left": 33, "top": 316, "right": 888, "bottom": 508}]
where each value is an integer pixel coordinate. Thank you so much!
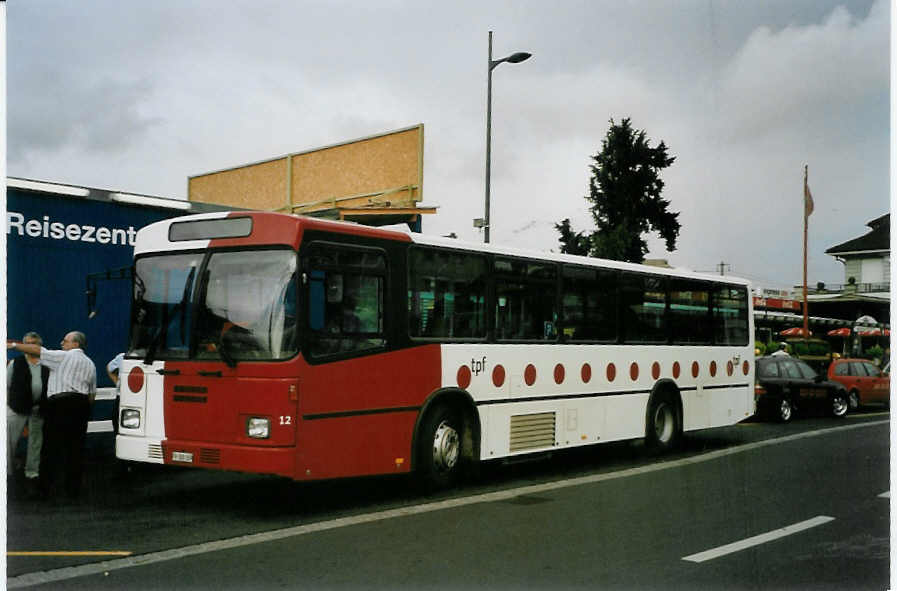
[{"left": 134, "top": 211, "right": 751, "bottom": 288}]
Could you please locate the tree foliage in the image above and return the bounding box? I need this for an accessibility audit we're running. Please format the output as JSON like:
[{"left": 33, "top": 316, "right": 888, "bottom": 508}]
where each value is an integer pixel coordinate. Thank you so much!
[
  {"left": 556, "top": 118, "right": 680, "bottom": 263},
  {"left": 553, "top": 219, "right": 591, "bottom": 256}
]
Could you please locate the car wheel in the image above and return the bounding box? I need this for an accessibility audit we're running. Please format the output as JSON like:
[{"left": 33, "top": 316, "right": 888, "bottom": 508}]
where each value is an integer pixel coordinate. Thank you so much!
[
  {"left": 776, "top": 398, "right": 793, "bottom": 423},
  {"left": 831, "top": 392, "right": 849, "bottom": 418},
  {"left": 848, "top": 390, "right": 860, "bottom": 410}
]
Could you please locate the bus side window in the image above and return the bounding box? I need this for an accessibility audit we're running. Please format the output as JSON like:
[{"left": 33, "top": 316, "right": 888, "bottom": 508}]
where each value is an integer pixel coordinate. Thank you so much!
[
  {"left": 305, "top": 244, "right": 387, "bottom": 358},
  {"left": 408, "top": 247, "right": 487, "bottom": 340},
  {"left": 561, "top": 266, "right": 616, "bottom": 342},
  {"left": 494, "top": 258, "right": 557, "bottom": 342}
]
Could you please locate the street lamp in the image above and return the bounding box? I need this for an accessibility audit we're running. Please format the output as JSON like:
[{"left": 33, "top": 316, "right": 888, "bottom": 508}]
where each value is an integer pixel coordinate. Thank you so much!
[{"left": 483, "top": 31, "right": 531, "bottom": 244}]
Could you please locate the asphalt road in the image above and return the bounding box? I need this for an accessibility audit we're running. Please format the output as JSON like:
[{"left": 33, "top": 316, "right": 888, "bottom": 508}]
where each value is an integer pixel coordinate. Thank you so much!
[{"left": 6, "top": 411, "right": 890, "bottom": 590}]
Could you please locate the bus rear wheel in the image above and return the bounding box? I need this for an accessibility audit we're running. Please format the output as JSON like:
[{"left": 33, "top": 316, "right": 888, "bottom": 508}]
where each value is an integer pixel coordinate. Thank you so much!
[
  {"left": 645, "top": 393, "right": 681, "bottom": 452},
  {"left": 417, "top": 405, "right": 463, "bottom": 490}
]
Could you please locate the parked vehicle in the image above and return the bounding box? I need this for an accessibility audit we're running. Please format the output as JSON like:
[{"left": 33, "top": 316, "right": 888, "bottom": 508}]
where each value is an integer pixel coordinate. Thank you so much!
[
  {"left": 827, "top": 358, "right": 890, "bottom": 409},
  {"left": 754, "top": 356, "right": 849, "bottom": 422}
]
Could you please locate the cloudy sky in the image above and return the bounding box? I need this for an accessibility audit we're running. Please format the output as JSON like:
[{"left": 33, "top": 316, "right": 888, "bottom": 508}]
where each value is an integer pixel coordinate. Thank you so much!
[{"left": 7, "top": 0, "right": 889, "bottom": 289}]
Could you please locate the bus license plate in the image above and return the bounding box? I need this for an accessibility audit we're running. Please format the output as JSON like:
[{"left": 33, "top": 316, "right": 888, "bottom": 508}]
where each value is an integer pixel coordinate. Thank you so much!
[{"left": 172, "top": 451, "right": 194, "bottom": 463}]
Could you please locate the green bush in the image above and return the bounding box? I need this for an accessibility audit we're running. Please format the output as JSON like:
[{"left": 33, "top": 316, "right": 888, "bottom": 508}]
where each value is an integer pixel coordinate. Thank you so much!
[
  {"left": 790, "top": 339, "right": 830, "bottom": 357},
  {"left": 865, "top": 345, "right": 884, "bottom": 361},
  {"left": 755, "top": 341, "right": 767, "bottom": 356}
]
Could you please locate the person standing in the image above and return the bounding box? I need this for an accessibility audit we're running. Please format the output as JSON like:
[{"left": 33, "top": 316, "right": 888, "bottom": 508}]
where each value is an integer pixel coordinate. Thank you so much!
[
  {"left": 771, "top": 343, "right": 790, "bottom": 357},
  {"left": 8, "top": 331, "right": 96, "bottom": 500},
  {"left": 7, "top": 332, "right": 49, "bottom": 493}
]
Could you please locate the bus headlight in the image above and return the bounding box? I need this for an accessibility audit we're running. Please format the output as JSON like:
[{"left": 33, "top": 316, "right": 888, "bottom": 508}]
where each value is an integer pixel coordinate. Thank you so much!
[
  {"left": 121, "top": 409, "right": 141, "bottom": 429},
  {"left": 247, "top": 417, "right": 270, "bottom": 439}
]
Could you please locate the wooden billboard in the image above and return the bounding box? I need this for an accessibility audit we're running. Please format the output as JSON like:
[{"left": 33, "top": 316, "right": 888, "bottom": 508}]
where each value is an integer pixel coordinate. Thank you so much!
[{"left": 188, "top": 125, "right": 428, "bottom": 222}]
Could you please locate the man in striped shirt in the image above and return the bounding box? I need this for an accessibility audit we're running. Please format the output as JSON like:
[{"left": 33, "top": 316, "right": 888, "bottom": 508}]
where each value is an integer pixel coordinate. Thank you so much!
[{"left": 8, "top": 331, "right": 97, "bottom": 499}]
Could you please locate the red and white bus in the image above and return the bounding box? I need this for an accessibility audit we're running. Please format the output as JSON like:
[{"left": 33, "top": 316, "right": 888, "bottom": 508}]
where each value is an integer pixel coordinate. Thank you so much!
[{"left": 116, "top": 211, "right": 755, "bottom": 487}]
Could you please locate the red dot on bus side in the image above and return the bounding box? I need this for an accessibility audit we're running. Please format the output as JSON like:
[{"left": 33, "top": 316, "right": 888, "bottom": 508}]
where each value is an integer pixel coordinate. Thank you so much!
[
  {"left": 672, "top": 362, "right": 681, "bottom": 379},
  {"left": 691, "top": 361, "right": 700, "bottom": 378},
  {"left": 742, "top": 360, "right": 750, "bottom": 375},
  {"left": 492, "top": 364, "right": 506, "bottom": 387},
  {"left": 727, "top": 361, "right": 734, "bottom": 376},
  {"left": 457, "top": 365, "right": 472, "bottom": 389},
  {"left": 581, "top": 363, "right": 592, "bottom": 383},
  {"left": 652, "top": 362, "right": 660, "bottom": 380},
  {"left": 524, "top": 364, "right": 537, "bottom": 386},
  {"left": 630, "top": 362, "right": 639, "bottom": 381},
  {"left": 606, "top": 363, "right": 616, "bottom": 382},
  {"left": 554, "top": 363, "right": 565, "bottom": 385},
  {"left": 710, "top": 361, "right": 717, "bottom": 377},
  {"left": 128, "top": 366, "right": 145, "bottom": 393}
]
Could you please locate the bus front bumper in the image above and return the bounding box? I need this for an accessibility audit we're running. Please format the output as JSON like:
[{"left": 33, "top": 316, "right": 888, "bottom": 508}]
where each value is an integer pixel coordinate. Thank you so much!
[{"left": 116, "top": 435, "right": 296, "bottom": 478}]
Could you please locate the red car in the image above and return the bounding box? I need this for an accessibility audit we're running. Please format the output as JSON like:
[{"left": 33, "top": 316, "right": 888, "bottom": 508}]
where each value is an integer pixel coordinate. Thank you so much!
[{"left": 827, "top": 358, "right": 890, "bottom": 409}]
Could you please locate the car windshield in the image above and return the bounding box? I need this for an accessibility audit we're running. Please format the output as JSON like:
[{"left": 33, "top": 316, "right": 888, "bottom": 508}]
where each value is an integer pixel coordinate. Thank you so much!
[{"left": 129, "top": 249, "right": 298, "bottom": 362}]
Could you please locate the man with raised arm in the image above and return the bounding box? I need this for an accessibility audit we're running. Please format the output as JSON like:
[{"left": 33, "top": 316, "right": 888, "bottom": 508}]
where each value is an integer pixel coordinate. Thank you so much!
[{"left": 8, "top": 331, "right": 96, "bottom": 500}]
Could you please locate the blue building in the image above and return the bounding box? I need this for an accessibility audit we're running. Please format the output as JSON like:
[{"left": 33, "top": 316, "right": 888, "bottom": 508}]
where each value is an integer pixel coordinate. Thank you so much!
[
  {"left": 6, "top": 178, "right": 236, "bottom": 442},
  {"left": 7, "top": 178, "right": 236, "bottom": 378}
]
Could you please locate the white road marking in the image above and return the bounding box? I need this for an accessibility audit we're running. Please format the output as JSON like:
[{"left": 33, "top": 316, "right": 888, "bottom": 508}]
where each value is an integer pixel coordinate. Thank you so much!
[
  {"left": 878, "top": 491, "right": 890, "bottom": 498},
  {"left": 7, "top": 419, "right": 888, "bottom": 589},
  {"left": 682, "top": 516, "right": 836, "bottom": 563},
  {"left": 849, "top": 411, "right": 889, "bottom": 419}
]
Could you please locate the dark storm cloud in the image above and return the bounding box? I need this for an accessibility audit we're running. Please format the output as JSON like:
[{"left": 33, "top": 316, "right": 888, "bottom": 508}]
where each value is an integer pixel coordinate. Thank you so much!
[
  {"left": 7, "top": 0, "right": 165, "bottom": 163},
  {"left": 8, "top": 72, "right": 160, "bottom": 162},
  {"left": 5, "top": 0, "right": 888, "bottom": 287}
]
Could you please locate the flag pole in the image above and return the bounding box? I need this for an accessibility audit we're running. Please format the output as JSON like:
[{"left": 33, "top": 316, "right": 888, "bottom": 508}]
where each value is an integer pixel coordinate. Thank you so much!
[{"left": 802, "top": 164, "right": 810, "bottom": 339}]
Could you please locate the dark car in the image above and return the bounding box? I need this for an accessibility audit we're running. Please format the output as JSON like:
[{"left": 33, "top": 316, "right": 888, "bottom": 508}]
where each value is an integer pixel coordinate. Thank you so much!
[{"left": 754, "top": 356, "right": 849, "bottom": 422}]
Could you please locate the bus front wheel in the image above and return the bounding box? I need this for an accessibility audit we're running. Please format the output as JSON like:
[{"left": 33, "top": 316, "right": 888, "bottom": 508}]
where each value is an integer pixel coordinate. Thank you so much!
[{"left": 417, "top": 405, "right": 463, "bottom": 490}]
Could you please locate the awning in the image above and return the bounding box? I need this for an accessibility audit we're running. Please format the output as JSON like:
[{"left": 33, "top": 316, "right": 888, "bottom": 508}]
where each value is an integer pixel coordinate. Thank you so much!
[
  {"left": 780, "top": 327, "right": 812, "bottom": 337},
  {"left": 859, "top": 328, "right": 890, "bottom": 337}
]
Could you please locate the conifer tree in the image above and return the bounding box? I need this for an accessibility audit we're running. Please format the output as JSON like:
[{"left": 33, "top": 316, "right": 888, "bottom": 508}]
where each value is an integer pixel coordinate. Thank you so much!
[{"left": 557, "top": 118, "right": 680, "bottom": 263}]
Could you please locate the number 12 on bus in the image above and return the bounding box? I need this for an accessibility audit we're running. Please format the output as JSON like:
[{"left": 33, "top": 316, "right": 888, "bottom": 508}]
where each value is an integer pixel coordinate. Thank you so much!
[{"left": 116, "top": 212, "right": 754, "bottom": 489}]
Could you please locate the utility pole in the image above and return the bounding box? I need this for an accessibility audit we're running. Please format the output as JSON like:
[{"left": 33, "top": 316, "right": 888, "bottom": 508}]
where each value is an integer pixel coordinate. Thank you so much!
[{"left": 482, "top": 31, "right": 531, "bottom": 243}]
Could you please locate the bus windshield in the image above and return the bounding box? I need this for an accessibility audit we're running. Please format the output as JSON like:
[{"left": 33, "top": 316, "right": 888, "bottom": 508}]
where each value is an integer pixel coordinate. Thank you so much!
[{"left": 129, "top": 249, "right": 298, "bottom": 362}]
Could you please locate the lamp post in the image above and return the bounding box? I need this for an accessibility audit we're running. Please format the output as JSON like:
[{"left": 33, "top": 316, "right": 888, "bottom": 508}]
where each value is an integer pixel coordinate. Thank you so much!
[{"left": 483, "top": 31, "right": 531, "bottom": 243}]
